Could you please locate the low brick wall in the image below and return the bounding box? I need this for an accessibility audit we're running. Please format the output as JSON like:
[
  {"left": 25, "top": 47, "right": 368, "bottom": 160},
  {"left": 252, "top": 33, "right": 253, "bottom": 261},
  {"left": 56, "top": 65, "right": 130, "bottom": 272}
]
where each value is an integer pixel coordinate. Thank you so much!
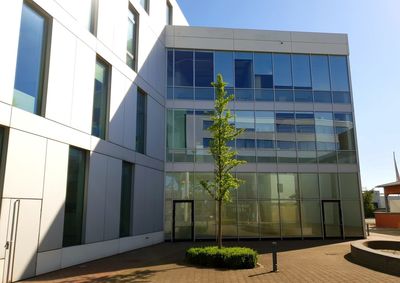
[
  {"left": 350, "top": 240, "right": 400, "bottom": 276},
  {"left": 375, "top": 212, "right": 400, "bottom": 228}
]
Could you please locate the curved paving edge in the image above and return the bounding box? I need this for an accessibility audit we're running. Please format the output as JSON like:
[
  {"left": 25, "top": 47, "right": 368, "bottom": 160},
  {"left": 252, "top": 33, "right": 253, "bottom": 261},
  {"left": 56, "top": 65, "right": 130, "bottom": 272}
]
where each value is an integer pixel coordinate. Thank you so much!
[{"left": 350, "top": 240, "right": 400, "bottom": 276}]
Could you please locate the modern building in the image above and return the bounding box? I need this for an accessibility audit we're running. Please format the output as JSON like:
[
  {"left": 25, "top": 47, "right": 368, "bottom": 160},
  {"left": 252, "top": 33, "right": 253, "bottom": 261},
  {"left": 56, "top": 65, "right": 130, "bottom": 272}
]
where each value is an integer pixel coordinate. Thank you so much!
[{"left": 0, "top": 0, "right": 364, "bottom": 281}]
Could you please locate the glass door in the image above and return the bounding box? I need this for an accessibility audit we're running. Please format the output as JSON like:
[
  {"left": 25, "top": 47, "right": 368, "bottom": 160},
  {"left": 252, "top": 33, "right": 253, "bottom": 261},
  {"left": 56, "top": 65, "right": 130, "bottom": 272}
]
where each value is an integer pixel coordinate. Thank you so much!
[
  {"left": 322, "top": 200, "right": 343, "bottom": 238},
  {"left": 173, "top": 200, "right": 194, "bottom": 241}
]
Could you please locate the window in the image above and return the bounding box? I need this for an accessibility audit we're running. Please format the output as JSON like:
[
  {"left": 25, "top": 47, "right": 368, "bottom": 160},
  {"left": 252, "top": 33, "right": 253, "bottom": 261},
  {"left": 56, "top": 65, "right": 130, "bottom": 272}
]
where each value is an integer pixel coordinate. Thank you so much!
[
  {"left": 63, "top": 147, "right": 87, "bottom": 247},
  {"left": 120, "top": 162, "right": 134, "bottom": 237},
  {"left": 167, "top": 50, "right": 173, "bottom": 86},
  {"left": 254, "top": 53, "right": 273, "bottom": 88},
  {"left": 292, "top": 54, "right": 311, "bottom": 89},
  {"left": 235, "top": 52, "right": 253, "bottom": 88},
  {"left": 166, "top": 1, "right": 173, "bottom": 25},
  {"left": 195, "top": 52, "right": 213, "bottom": 87},
  {"left": 273, "top": 54, "right": 292, "bottom": 88},
  {"left": 175, "top": 50, "right": 193, "bottom": 87},
  {"left": 334, "top": 113, "right": 355, "bottom": 150},
  {"left": 0, "top": 127, "right": 7, "bottom": 192},
  {"left": 215, "top": 51, "right": 233, "bottom": 86},
  {"left": 310, "top": 55, "right": 330, "bottom": 91},
  {"left": 92, "top": 58, "right": 110, "bottom": 139},
  {"left": 140, "top": 0, "right": 149, "bottom": 13},
  {"left": 136, "top": 88, "right": 147, "bottom": 154},
  {"left": 127, "top": 6, "right": 138, "bottom": 71},
  {"left": 329, "top": 56, "right": 349, "bottom": 91},
  {"left": 13, "top": 2, "right": 50, "bottom": 115}
]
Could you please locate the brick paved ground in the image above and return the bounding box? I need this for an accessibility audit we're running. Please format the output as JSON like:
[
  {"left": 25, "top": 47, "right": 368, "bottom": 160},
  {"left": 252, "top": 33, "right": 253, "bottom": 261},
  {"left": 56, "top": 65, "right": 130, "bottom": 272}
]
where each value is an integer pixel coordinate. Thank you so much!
[{"left": 25, "top": 232, "right": 399, "bottom": 283}]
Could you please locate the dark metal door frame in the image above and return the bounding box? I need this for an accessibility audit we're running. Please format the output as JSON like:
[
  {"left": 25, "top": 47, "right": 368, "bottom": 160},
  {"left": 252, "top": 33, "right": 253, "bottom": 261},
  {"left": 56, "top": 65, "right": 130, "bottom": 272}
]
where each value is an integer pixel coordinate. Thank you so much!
[
  {"left": 172, "top": 200, "right": 194, "bottom": 242},
  {"left": 321, "top": 200, "right": 343, "bottom": 239}
]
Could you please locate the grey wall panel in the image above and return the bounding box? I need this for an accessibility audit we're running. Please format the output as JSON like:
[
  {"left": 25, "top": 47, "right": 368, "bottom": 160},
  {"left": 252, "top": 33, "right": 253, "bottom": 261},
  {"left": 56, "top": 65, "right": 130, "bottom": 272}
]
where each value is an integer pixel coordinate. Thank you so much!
[
  {"left": 85, "top": 153, "right": 107, "bottom": 243},
  {"left": 103, "top": 157, "right": 122, "bottom": 240},
  {"left": 132, "top": 165, "right": 164, "bottom": 235},
  {"left": 146, "top": 97, "right": 165, "bottom": 161}
]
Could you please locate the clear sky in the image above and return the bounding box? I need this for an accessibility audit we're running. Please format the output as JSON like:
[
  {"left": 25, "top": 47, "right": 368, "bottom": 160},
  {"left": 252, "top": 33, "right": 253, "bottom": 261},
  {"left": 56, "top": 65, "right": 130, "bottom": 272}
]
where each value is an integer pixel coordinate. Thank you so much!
[{"left": 176, "top": 0, "right": 400, "bottom": 190}]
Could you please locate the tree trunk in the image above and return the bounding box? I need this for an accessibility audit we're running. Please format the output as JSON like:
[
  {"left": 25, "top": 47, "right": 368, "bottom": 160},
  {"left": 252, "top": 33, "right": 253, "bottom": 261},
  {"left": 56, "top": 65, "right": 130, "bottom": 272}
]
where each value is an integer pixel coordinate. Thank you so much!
[{"left": 218, "top": 200, "right": 222, "bottom": 249}]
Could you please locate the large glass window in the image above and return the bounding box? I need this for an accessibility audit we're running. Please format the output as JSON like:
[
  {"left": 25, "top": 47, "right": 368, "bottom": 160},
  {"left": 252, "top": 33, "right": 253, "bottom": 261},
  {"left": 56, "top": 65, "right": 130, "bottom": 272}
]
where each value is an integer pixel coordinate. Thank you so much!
[
  {"left": 329, "top": 56, "right": 349, "bottom": 91},
  {"left": 280, "top": 201, "right": 301, "bottom": 237},
  {"left": 334, "top": 113, "right": 355, "bottom": 151},
  {"left": 63, "top": 147, "right": 87, "bottom": 247},
  {"left": 273, "top": 54, "right": 292, "bottom": 88},
  {"left": 235, "top": 52, "right": 253, "bottom": 88},
  {"left": 92, "top": 58, "right": 110, "bottom": 139},
  {"left": 136, "top": 88, "right": 147, "bottom": 154},
  {"left": 120, "top": 162, "right": 133, "bottom": 237},
  {"left": 235, "top": 111, "right": 255, "bottom": 161},
  {"left": 310, "top": 55, "right": 330, "bottom": 91},
  {"left": 238, "top": 201, "right": 258, "bottom": 237},
  {"left": 301, "top": 201, "right": 322, "bottom": 237},
  {"left": 195, "top": 52, "right": 213, "bottom": 87},
  {"left": 195, "top": 200, "right": 215, "bottom": 239},
  {"left": 319, "top": 173, "right": 339, "bottom": 199},
  {"left": 167, "top": 50, "right": 173, "bottom": 86},
  {"left": 175, "top": 50, "right": 193, "bottom": 87},
  {"left": 140, "top": 0, "right": 149, "bottom": 13},
  {"left": 292, "top": 54, "right": 311, "bottom": 89},
  {"left": 89, "top": 0, "right": 98, "bottom": 35},
  {"left": 254, "top": 53, "right": 273, "bottom": 88},
  {"left": 14, "top": 2, "right": 49, "bottom": 115},
  {"left": 255, "top": 111, "right": 275, "bottom": 150},
  {"left": 127, "top": 6, "right": 138, "bottom": 71},
  {"left": 278, "top": 173, "right": 298, "bottom": 200},
  {"left": 299, "top": 173, "right": 319, "bottom": 199},
  {"left": 339, "top": 173, "right": 360, "bottom": 200},
  {"left": 194, "top": 173, "right": 214, "bottom": 200},
  {"left": 259, "top": 200, "right": 280, "bottom": 237},
  {"left": 341, "top": 201, "right": 363, "bottom": 237},
  {"left": 237, "top": 173, "right": 257, "bottom": 199},
  {"left": 215, "top": 51, "right": 233, "bottom": 86},
  {"left": 315, "top": 112, "right": 336, "bottom": 163},
  {"left": 258, "top": 173, "right": 278, "bottom": 199},
  {"left": 165, "top": 172, "right": 193, "bottom": 200}
]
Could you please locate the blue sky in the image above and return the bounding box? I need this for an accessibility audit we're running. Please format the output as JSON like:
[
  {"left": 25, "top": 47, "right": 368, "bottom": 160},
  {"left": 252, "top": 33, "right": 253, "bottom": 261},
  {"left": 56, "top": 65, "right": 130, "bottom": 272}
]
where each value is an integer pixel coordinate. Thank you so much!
[{"left": 176, "top": 0, "right": 400, "bottom": 189}]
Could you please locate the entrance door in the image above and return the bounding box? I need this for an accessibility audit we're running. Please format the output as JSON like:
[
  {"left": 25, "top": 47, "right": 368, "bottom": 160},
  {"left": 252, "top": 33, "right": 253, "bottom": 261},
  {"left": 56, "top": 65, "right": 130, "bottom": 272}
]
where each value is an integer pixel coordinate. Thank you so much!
[
  {"left": 322, "top": 200, "right": 343, "bottom": 238},
  {"left": 1, "top": 199, "right": 41, "bottom": 283},
  {"left": 172, "top": 200, "right": 194, "bottom": 241}
]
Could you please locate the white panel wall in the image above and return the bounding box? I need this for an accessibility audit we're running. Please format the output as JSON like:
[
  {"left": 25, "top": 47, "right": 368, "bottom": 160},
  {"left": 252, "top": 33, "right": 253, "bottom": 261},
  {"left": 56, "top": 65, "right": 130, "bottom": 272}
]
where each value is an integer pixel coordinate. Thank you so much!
[
  {"left": 104, "top": 157, "right": 122, "bottom": 240},
  {"left": 71, "top": 40, "right": 96, "bottom": 133},
  {"left": 38, "top": 140, "right": 69, "bottom": 252},
  {"left": 85, "top": 152, "right": 107, "bottom": 243},
  {"left": 46, "top": 21, "right": 77, "bottom": 126},
  {"left": 123, "top": 84, "right": 137, "bottom": 150},
  {"left": 147, "top": 97, "right": 164, "bottom": 161},
  {"left": 0, "top": 0, "right": 23, "bottom": 105},
  {"left": 109, "top": 69, "right": 128, "bottom": 146},
  {"left": 0, "top": 199, "right": 11, "bottom": 260},
  {"left": 2, "top": 129, "right": 47, "bottom": 199}
]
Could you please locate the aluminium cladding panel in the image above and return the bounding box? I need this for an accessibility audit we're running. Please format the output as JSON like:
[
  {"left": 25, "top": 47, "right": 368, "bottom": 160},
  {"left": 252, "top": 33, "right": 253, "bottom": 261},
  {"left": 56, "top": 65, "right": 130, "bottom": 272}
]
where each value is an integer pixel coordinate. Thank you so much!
[
  {"left": 133, "top": 165, "right": 164, "bottom": 235},
  {"left": 45, "top": 21, "right": 77, "bottom": 127},
  {"left": 2, "top": 129, "right": 47, "bottom": 199},
  {"left": 38, "top": 140, "right": 69, "bottom": 252},
  {"left": 85, "top": 152, "right": 122, "bottom": 244},
  {"left": 166, "top": 26, "right": 349, "bottom": 55},
  {"left": 146, "top": 96, "right": 165, "bottom": 161},
  {"left": 109, "top": 68, "right": 137, "bottom": 150},
  {"left": 0, "top": 0, "right": 22, "bottom": 105}
]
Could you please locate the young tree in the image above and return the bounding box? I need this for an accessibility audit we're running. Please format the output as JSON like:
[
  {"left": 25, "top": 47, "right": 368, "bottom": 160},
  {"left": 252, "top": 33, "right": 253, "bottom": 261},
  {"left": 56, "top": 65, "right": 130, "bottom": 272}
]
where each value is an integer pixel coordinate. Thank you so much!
[
  {"left": 362, "top": 190, "right": 376, "bottom": 218},
  {"left": 200, "top": 74, "right": 246, "bottom": 249}
]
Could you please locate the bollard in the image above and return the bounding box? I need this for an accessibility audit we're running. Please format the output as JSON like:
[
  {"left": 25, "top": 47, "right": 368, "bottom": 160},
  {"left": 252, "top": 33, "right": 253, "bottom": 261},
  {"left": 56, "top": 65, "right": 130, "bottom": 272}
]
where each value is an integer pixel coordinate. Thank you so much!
[
  {"left": 367, "top": 223, "right": 370, "bottom": 236},
  {"left": 272, "top": 241, "right": 278, "bottom": 272}
]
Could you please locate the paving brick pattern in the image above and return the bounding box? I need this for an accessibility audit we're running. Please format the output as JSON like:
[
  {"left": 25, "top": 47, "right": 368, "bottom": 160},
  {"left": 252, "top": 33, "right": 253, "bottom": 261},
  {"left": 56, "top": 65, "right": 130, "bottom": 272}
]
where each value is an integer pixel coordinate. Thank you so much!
[{"left": 25, "top": 234, "right": 399, "bottom": 282}]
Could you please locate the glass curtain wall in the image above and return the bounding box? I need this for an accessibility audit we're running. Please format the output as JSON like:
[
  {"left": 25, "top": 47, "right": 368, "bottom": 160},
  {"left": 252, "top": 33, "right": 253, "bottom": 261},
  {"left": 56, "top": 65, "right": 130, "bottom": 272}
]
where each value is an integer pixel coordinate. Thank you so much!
[
  {"left": 165, "top": 172, "right": 362, "bottom": 239},
  {"left": 168, "top": 49, "right": 351, "bottom": 104},
  {"left": 167, "top": 110, "right": 356, "bottom": 165}
]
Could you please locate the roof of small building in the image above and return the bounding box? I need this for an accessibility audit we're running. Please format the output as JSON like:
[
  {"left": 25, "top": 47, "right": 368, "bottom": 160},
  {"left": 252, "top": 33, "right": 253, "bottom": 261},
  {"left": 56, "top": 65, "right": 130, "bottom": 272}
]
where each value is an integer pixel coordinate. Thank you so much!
[{"left": 376, "top": 180, "right": 400, "bottom": 188}]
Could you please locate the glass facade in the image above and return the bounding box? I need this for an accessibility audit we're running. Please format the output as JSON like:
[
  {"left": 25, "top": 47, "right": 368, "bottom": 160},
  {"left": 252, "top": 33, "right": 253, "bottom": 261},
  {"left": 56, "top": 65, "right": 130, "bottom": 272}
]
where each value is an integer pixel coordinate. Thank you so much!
[
  {"left": 13, "top": 2, "right": 49, "bottom": 115},
  {"left": 140, "top": 0, "right": 149, "bottom": 13},
  {"left": 165, "top": 48, "right": 361, "bottom": 240},
  {"left": 167, "top": 49, "right": 351, "bottom": 104},
  {"left": 165, "top": 172, "right": 363, "bottom": 239},
  {"left": 92, "top": 58, "right": 110, "bottom": 139},
  {"left": 63, "top": 147, "right": 87, "bottom": 247},
  {"left": 120, "top": 162, "right": 134, "bottom": 237},
  {"left": 167, "top": 109, "right": 356, "bottom": 165},
  {"left": 127, "top": 6, "right": 138, "bottom": 71}
]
